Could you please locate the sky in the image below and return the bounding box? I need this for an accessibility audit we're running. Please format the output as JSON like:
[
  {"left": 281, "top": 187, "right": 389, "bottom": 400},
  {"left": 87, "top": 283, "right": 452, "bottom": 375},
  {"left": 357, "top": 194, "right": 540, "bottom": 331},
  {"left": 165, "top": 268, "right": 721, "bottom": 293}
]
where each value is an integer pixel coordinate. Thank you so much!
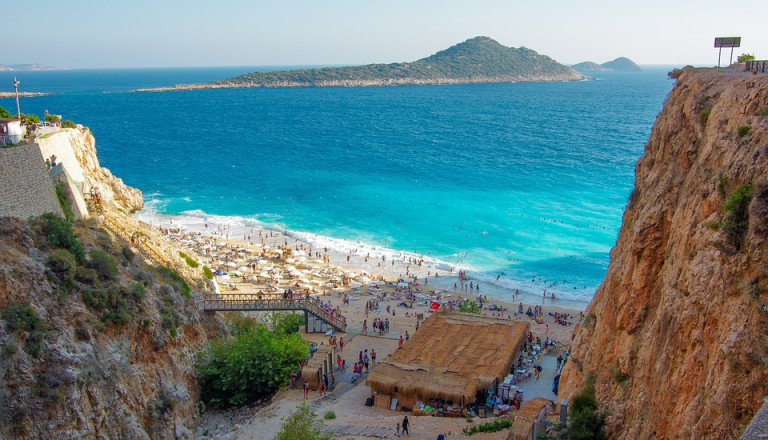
[{"left": 3, "top": 0, "right": 767, "bottom": 69}]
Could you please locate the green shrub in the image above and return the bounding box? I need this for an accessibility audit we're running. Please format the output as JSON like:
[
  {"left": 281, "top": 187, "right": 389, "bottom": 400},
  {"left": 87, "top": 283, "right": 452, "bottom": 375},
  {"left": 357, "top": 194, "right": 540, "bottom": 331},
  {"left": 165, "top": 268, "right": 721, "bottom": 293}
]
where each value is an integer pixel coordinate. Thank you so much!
[
  {"left": 0, "top": 104, "right": 11, "bottom": 118},
  {"left": 569, "top": 375, "right": 605, "bottom": 440},
  {"left": 2, "top": 303, "right": 48, "bottom": 358},
  {"left": 757, "top": 106, "right": 768, "bottom": 116},
  {"left": 203, "top": 266, "right": 214, "bottom": 280},
  {"left": 721, "top": 184, "right": 754, "bottom": 250},
  {"left": 54, "top": 182, "right": 74, "bottom": 222},
  {"left": 88, "top": 249, "right": 119, "bottom": 280},
  {"left": 41, "top": 213, "right": 84, "bottom": 262},
  {"left": 46, "top": 249, "right": 77, "bottom": 283},
  {"left": 179, "top": 251, "right": 199, "bottom": 268},
  {"left": 699, "top": 108, "right": 711, "bottom": 126},
  {"left": 129, "top": 282, "right": 146, "bottom": 300},
  {"left": 156, "top": 267, "right": 191, "bottom": 298},
  {"left": 22, "top": 113, "right": 40, "bottom": 124},
  {"left": 462, "top": 418, "right": 512, "bottom": 435},
  {"left": 199, "top": 325, "right": 308, "bottom": 407},
  {"left": 323, "top": 410, "right": 336, "bottom": 420},
  {"left": 459, "top": 300, "right": 481, "bottom": 314},
  {"left": 738, "top": 125, "right": 752, "bottom": 137},
  {"left": 121, "top": 246, "right": 134, "bottom": 263},
  {"left": 275, "top": 404, "right": 333, "bottom": 440},
  {"left": 75, "top": 265, "right": 98, "bottom": 284},
  {"left": 61, "top": 120, "right": 76, "bottom": 128},
  {"left": 2, "top": 303, "right": 44, "bottom": 332}
]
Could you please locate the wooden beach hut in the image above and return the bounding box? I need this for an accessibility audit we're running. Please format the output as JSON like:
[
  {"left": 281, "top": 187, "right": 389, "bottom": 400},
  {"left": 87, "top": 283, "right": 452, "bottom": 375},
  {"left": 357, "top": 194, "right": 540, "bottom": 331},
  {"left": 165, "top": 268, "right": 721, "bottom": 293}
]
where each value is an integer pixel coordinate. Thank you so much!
[
  {"left": 512, "top": 397, "right": 552, "bottom": 440},
  {"left": 366, "top": 312, "right": 530, "bottom": 408}
]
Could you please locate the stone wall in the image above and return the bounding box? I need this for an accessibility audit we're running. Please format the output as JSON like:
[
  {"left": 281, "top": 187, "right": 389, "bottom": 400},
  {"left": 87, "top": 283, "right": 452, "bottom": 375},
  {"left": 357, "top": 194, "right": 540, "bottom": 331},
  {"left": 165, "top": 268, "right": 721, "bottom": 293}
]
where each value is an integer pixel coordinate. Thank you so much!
[{"left": 0, "top": 144, "right": 63, "bottom": 219}]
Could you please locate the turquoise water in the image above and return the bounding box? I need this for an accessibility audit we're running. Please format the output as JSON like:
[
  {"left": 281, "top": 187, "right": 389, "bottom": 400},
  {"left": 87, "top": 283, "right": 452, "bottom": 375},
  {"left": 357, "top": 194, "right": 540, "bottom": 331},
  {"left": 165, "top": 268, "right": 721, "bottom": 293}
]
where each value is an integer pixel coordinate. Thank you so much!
[{"left": 1, "top": 67, "right": 674, "bottom": 307}]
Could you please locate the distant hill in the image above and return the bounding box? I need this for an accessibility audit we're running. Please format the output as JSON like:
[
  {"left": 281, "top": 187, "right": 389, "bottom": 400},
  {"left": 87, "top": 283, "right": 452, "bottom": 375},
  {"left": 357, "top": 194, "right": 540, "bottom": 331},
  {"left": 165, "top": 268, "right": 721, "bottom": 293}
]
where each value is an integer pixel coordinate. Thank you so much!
[
  {"left": 136, "top": 37, "right": 587, "bottom": 92},
  {"left": 572, "top": 57, "right": 642, "bottom": 72},
  {"left": 0, "top": 63, "right": 69, "bottom": 71}
]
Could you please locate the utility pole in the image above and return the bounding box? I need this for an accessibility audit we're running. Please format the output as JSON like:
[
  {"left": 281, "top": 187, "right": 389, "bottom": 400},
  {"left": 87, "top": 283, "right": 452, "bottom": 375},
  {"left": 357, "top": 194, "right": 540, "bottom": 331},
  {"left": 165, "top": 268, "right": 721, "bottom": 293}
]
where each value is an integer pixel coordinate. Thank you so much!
[{"left": 13, "top": 77, "right": 21, "bottom": 120}]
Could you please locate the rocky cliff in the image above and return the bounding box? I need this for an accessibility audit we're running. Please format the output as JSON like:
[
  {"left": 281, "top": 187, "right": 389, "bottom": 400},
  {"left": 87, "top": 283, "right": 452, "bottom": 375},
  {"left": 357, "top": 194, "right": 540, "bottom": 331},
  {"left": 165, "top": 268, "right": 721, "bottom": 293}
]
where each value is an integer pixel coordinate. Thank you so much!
[
  {"left": 560, "top": 67, "right": 768, "bottom": 439},
  {"left": 0, "top": 127, "right": 220, "bottom": 439}
]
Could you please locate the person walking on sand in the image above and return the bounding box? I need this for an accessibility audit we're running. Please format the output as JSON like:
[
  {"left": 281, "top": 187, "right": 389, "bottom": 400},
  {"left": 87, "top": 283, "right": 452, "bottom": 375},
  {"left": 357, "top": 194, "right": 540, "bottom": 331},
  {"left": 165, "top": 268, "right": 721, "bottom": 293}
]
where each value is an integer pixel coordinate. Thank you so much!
[
  {"left": 402, "top": 416, "right": 410, "bottom": 435},
  {"left": 396, "top": 422, "right": 401, "bottom": 437},
  {"left": 303, "top": 381, "right": 309, "bottom": 400}
]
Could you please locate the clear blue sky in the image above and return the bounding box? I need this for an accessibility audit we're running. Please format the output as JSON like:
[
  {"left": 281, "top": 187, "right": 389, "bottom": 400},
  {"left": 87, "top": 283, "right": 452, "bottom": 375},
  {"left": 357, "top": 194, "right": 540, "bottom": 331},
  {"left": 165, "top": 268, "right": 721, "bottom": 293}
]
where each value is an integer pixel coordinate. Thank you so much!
[{"left": 4, "top": 0, "right": 766, "bottom": 68}]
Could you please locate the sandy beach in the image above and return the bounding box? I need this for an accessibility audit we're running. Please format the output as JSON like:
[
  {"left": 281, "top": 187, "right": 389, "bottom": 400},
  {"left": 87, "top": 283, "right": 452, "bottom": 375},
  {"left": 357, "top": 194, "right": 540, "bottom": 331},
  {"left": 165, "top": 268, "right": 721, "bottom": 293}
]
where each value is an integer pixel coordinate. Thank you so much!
[{"left": 150, "top": 219, "right": 584, "bottom": 439}]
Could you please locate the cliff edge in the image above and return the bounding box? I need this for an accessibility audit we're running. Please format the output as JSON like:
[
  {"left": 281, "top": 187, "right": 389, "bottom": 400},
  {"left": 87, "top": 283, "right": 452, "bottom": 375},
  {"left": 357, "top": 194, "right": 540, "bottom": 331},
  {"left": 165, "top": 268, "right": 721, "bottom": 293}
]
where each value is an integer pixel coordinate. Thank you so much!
[{"left": 560, "top": 67, "right": 768, "bottom": 439}]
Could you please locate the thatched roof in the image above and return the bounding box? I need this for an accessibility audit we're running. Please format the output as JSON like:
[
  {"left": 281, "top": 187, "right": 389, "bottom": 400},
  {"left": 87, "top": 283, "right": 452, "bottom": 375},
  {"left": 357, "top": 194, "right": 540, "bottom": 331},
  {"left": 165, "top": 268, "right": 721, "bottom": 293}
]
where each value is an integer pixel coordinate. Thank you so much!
[
  {"left": 517, "top": 397, "right": 551, "bottom": 421},
  {"left": 367, "top": 312, "right": 530, "bottom": 404}
]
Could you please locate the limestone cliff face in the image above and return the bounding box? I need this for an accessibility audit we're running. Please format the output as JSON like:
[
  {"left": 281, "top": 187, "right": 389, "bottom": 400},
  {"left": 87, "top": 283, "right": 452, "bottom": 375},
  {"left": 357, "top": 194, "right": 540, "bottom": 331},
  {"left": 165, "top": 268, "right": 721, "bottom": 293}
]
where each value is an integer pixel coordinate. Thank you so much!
[
  {"left": 36, "top": 126, "right": 144, "bottom": 214},
  {"left": 560, "top": 68, "right": 768, "bottom": 439}
]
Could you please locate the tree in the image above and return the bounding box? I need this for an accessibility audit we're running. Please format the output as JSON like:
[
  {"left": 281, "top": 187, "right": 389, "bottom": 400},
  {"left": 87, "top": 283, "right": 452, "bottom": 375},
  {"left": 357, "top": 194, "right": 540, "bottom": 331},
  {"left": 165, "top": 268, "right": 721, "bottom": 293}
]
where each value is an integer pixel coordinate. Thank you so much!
[
  {"left": 198, "top": 324, "right": 308, "bottom": 407},
  {"left": 738, "top": 53, "right": 755, "bottom": 63},
  {"left": 44, "top": 114, "right": 60, "bottom": 123},
  {"left": 459, "top": 300, "right": 481, "bottom": 314},
  {"left": 274, "top": 404, "right": 332, "bottom": 440},
  {"left": 22, "top": 113, "right": 40, "bottom": 124},
  {"left": 0, "top": 105, "right": 11, "bottom": 118}
]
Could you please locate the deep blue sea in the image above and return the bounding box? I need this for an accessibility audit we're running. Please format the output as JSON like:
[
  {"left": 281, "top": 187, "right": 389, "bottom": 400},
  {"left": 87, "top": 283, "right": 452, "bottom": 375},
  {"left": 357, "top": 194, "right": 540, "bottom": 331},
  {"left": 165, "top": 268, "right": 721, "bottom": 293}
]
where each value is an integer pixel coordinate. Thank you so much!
[{"left": 0, "top": 66, "right": 675, "bottom": 308}]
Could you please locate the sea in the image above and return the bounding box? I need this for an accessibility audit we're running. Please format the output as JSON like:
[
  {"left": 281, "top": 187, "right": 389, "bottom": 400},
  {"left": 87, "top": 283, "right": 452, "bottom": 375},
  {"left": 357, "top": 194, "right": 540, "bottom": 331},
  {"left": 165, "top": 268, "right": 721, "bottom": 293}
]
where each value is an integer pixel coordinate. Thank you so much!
[{"left": 0, "top": 66, "right": 675, "bottom": 310}]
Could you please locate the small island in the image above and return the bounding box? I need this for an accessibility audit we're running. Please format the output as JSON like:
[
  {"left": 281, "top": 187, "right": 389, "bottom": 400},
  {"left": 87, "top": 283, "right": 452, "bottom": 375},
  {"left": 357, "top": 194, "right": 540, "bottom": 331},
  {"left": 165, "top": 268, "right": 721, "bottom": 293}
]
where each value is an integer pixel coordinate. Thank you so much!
[
  {"left": 572, "top": 57, "right": 641, "bottom": 72},
  {"left": 0, "top": 63, "right": 69, "bottom": 71},
  {"left": 136, "top": 37, "right": 587, "bottom": 92}
]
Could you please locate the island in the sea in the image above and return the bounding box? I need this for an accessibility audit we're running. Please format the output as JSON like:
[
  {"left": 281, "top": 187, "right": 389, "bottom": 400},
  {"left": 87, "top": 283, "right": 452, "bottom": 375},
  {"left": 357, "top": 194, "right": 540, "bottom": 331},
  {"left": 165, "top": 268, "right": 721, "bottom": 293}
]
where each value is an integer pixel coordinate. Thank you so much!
[
  {"left": 572, "top": 57, "right": 642, "bottom": 72},
  {"left": 136, "top": 36, "right": 587, "bottom": 92},
  {"left": 0, "top": 63, "right": 69, "bottom": 71}
]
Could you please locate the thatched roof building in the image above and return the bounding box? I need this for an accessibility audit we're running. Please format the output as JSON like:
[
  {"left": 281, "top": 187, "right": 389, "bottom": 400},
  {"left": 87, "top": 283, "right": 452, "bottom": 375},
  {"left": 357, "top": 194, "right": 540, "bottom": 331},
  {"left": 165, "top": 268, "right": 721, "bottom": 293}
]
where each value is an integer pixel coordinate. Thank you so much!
[
  {"left": 512, "top": 397, "right": 552, "bottom": 440},
  {"left": 366, "top": 312, "right": 530, "bottom": 406}
]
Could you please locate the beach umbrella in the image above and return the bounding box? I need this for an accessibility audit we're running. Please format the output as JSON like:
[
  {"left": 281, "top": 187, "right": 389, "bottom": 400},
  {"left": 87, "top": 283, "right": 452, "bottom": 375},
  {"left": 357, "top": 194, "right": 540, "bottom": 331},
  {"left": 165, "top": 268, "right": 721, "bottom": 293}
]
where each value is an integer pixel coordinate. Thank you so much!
[
  {"left": 259, "top": 272, "right": 271, "bottom": 278},
  {"left": 273, "top": 274, "right": 284, "bottom": 279},
  {"left": 226, "top": 262, "right": 237, "bottom": 268},
  {"left": 359, "top": 276, "right": 371, "bottom": 284},
  {"left": 238, "top": 266, "right": 250, "bottom": 272},
  {"left": 258, "top": 259, "right": 270, "bottom": 265},
  {"left": 213, "top": 269, "right": 227, "bottom": 276},
  {"left": 285, "top": 258, "right": 295, "bottom": 264},
  {"left": 350, "top": 282, "right": 362, "bottom": 288},
  {"left": 397, "top": 282, "right": 409, "bottom": 288},
  {"left": 228, "top": 270, "right": 242, "bottom": 276}
]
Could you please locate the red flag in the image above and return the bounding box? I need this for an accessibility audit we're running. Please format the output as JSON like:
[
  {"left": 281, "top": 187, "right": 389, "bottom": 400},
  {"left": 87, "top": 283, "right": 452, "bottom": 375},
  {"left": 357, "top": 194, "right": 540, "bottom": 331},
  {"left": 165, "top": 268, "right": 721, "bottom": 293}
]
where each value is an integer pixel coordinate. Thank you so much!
[{"left": 429, "top": 301, "right": 440, "bottom": 310}]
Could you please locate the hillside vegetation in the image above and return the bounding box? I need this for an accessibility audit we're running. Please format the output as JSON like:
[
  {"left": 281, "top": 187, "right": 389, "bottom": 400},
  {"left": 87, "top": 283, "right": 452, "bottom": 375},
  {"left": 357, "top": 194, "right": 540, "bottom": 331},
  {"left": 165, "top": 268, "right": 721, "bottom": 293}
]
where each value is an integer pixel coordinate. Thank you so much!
[{"left": 212, "top": 36, "right": 585, "bottom": 87}]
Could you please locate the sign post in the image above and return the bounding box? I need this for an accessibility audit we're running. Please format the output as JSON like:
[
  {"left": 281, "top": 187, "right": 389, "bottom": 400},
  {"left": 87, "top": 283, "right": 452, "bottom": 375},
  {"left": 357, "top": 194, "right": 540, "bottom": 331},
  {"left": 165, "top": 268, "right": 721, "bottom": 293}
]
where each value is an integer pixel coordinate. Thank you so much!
[{"left": 714, "top": 37, "right": 741, "bottom": 67}]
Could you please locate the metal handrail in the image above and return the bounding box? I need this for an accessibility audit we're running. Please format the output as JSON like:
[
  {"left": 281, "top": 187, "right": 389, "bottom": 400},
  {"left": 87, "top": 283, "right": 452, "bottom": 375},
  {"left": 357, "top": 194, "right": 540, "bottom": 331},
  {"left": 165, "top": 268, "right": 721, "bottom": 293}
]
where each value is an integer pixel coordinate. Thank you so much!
[{"left": 202, "top": 293, "right": 347, "bottom": 331}]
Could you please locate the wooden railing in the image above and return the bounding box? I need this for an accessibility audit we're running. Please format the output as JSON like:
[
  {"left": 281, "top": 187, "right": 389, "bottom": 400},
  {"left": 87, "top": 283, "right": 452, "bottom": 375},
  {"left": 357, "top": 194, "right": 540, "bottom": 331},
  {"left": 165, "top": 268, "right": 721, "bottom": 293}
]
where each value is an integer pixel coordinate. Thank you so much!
[{"left": 202, "top": 293, "right": 347, "bottom": 332}]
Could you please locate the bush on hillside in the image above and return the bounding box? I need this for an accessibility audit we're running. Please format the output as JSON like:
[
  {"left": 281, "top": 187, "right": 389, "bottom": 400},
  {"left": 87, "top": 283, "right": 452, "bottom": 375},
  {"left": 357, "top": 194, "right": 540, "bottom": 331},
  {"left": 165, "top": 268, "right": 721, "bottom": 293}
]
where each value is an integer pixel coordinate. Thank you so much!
[
  {"left": 41, "top": 213, "right": 84, "bottom": 262},
  {"left": 202, "top": 266, "right": 214, "bottom": 280},
  {"left": 46, "top": 249, "right": 77, "bottom": 283},
  {"left": 88, "top": 249, "right": 119, "bottom": 280},
  {"left": 569, "top": 375, "right": 606, "bottom": 440},
  {"left": 156, "top": 267, "right": 191, "bottom": 298},
  {"left": 61, "top": 120, "right": 76, "bottom": 128},
  {"left": 721, "top": 184, "right": 754, "bottom": 250}
]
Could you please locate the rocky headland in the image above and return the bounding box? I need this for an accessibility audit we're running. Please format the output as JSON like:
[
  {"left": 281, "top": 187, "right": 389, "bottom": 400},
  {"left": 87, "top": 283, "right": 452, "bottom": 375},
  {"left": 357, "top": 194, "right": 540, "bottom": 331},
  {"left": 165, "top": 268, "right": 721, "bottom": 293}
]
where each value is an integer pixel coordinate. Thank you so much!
[
  {"left": 135, "top": 36, "right": 587, "bottom": 92},
  {"left": 572, "top": 57, "right": 642, "bottom": 72},
  {"left": 559, "top": 66, "right": 768, "bottom": 439}
]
